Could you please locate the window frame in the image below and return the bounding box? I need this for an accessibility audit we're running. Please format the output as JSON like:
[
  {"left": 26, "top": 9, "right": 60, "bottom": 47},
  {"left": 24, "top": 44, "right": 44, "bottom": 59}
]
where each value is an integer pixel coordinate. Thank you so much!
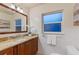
[{"left": 42, "top": 10, "right": 64, "bottom": 35}]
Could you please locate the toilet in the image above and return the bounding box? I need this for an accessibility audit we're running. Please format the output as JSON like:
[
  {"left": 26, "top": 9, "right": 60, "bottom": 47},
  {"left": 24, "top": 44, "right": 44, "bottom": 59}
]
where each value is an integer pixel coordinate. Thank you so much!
[{"left": 66, "top": 45, "right": 79, "bottom": 55}]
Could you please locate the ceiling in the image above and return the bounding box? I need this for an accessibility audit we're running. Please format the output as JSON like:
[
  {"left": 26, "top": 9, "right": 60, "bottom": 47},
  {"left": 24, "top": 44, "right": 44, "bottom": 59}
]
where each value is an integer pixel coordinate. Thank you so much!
[
  {"left": 2, "top": 3, "right": 44, "bottom": 15},
  {"left": 15, "top": 3, "right": 42, "bottom": 9}
]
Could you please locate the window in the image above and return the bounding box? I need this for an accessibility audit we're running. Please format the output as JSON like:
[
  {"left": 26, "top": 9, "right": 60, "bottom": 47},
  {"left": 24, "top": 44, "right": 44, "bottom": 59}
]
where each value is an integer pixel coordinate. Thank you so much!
[
  {"left": 15, "top": 19, "right": 22, "bottom": 31},
  {"left": 43, "top": 11, "right": 63, "bottom": 33}
]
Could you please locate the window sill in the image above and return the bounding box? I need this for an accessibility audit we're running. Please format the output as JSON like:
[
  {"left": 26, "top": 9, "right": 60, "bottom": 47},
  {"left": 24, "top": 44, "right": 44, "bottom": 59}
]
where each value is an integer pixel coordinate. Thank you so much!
[{"left": 43, "top": 32, "right": 64, "bottom": 35}]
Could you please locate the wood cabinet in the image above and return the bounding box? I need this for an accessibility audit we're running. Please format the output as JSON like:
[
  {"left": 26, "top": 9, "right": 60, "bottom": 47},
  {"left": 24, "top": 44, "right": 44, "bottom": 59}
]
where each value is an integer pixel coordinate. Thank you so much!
[
  {"left": 0, "top": 47, "right": 13, "bottom": 55},
  {"left": 24, "top": 40, "right": 32, "bottom": 55},
  {"left": 13, "top": 45, "right": 18, "bottom": 55},
  {"left": 18, "top": 37, "right": 38, "bottom": 55},
  {"left": 31, "top": 37, "right": 38, "bottom": 54},
  {"left": 17, "top": 43, "right": 25, "bottom": 55},
  {"left": 0, "top": 37, "right": 38, "bottom": 55}
]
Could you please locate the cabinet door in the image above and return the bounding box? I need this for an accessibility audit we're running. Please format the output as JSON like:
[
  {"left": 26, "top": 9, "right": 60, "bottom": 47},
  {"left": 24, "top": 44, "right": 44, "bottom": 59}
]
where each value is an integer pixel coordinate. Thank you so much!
[
  {"left": 24, "top": 40, "right": 32, "bottom": 55},
  {"left": 0, "top": 47, "right": 13, "bottom": 55},
  {"left": 24, "top": 37, "right": 38, "bottom": 55},
  {"left": 18, "top": 41, "right": 32, "bottom": 55},
  {"left": 13, "top": 37, "right": 38, "bottom": 55},
  {"left": 31, "top": 37, "right": 38, "bottom": 55},
  {"left": 18, "top": 43, "right": 25, "bottom": 55},
  {"left": 13, "top": 45, "right": 18, "bottom": 55}
]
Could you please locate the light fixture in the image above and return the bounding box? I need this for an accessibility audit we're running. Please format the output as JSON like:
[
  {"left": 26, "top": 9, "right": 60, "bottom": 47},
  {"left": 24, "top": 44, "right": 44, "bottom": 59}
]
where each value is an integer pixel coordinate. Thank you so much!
[
  {"left": 10, "top": 3, "right": 24, "bottom": 13},
  {"left": 17, "top": 7, "right": 23, "bottom": 13},
  {"left": 10, "top": 3, "right": 15, "bottom": 9},
  {"left": 20, "top": 9, "right": 24, "bottom": 13},
  {"left": 17, "top": 7, "right": 21, "bottom": 11}
]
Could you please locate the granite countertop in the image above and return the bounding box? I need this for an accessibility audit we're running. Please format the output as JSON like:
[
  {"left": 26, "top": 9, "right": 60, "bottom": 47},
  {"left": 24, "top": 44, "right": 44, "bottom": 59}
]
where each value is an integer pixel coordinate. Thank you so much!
[{"left": 0, "top": 35, "right": 38, "bottom": 51}]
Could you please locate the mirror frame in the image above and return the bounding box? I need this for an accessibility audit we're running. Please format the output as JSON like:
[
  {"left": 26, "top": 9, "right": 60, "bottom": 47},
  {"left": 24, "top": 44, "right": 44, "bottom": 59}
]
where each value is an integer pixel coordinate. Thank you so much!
[{"left": 0, "top": 3, "right": 28, "bottom": 34}]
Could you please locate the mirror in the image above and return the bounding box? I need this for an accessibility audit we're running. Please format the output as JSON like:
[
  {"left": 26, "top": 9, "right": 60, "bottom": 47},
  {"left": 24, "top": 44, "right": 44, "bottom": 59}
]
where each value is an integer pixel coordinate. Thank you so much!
[{"left": 0, "top": 4, "right": 28, "bottom": 34}]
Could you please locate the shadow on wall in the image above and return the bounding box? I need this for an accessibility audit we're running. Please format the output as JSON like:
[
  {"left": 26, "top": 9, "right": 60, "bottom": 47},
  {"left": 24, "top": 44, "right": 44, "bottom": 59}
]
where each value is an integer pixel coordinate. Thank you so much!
[{"left": 38, "top": 36, "right": 45, "bottom": 55}]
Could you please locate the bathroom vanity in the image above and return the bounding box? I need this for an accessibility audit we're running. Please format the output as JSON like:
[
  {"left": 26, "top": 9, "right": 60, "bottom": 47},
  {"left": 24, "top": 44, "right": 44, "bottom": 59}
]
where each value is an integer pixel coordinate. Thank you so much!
[
  {"left": 0, "top": 35, "right": 38, "bottom": 55},
  {"left": 0, "top": 4, "right": 38, "bottom": 55}
]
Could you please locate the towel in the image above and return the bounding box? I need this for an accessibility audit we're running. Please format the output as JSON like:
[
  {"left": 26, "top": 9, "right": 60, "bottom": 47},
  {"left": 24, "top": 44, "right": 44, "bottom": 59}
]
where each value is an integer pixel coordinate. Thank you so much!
[{"left": 47, "top": 35, "right": 56, "bottom": 45}]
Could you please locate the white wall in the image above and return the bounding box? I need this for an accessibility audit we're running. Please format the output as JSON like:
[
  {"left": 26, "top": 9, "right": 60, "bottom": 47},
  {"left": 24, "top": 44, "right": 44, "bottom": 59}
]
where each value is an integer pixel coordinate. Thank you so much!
[
  {"left": 0, "top": 11, "right": 13, "bottom": 32},
  {"left": 29, "top": 3, "right": 78, "bottom": 54}
]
